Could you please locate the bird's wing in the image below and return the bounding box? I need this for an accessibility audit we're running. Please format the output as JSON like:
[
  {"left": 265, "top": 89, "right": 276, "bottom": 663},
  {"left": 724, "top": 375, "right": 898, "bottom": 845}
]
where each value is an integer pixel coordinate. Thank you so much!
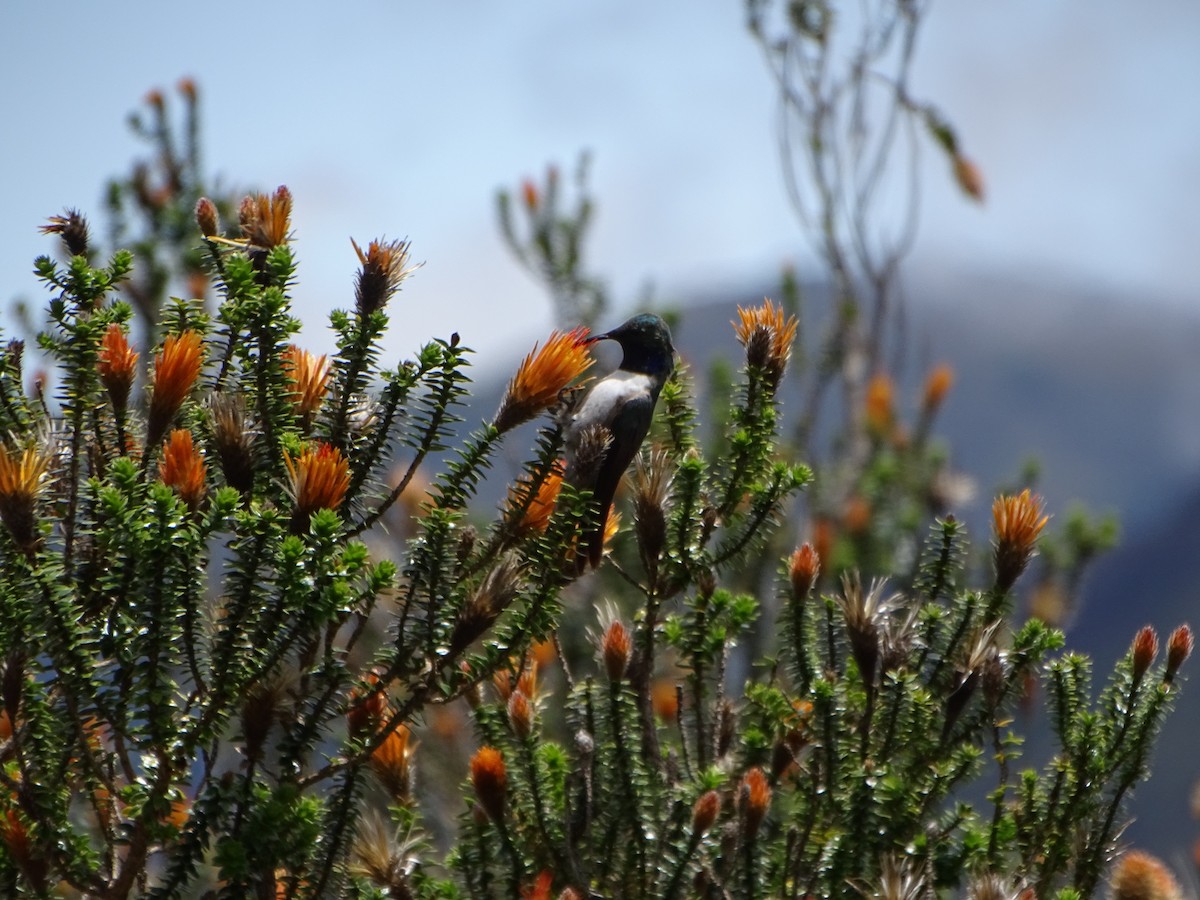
[{"left": 582, "top": 389, "right": 655, "bottom": 569}]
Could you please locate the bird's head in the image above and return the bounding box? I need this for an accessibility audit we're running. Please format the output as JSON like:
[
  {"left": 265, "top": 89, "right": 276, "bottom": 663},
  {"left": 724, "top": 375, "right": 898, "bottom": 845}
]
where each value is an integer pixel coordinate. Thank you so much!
[{"left": 588, "top": 314, "right": 675, "bottom": 376}]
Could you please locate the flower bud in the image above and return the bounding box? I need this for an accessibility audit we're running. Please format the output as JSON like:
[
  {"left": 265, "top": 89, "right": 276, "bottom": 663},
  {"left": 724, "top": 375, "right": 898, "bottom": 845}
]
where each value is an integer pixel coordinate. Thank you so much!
[
  {"left": 738, "top": 768, "right": 771, "bottom": 840},
  {"left": 507, "top": 690, "right": 533, "bottom": 739},
  {"left": 789, "top": 543, "right": 820, "bottom": 599},
  {"left": 470, "top": 746, "right": 508, "bottom": 822},
  {"left": 1131, "top": 625, "right": 1159, "bottom": 683},
  {"left": 1165, "top": 624, "right": 1193, "bottom": 684},
  {"left": 601, "top": 620, "right": 632, "bottom": 682},
  {"left": 691, "top": 790, "right": 720, "bottom": 836},
  {"left": 195, "top": 197, "right": 219, "bottom": 237}
]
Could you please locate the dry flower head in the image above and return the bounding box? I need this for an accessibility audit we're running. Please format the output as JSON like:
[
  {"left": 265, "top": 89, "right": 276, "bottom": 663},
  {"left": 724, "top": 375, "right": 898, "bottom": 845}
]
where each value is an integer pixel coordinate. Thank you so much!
[{"left": 734, "top": 298, "right": 798, "bottom": 388}]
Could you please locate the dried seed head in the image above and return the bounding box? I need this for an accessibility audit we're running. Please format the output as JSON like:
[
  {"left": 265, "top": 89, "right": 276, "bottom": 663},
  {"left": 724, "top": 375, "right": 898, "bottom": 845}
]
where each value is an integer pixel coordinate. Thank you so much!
[
  {"left": 1165, "top": 624, "right": 1193, "bottom": 685},
  {"left": 470, "top": 746, "right": 508, "bottom": 822},
  {"left": 632, "top": 447, "right": 673, "bottom": 570},
  {"left": 992, "top": 489, "right": 1049, "bottom": 593},
  {"left": 789, "top": 542, "right": 820, "bottom": 599},
  {"left": 195, "top": 197, "right": 220, "bottom": 237},
  {"left": 370, "top": 726, "right": 415, "bottom": 804},
  {"left": 97, "top": 325, "right": 138, "bottom": 413},
  {"left": 1131, "top": 625, "right": 1159, "bottom": 683},
  {"left": 240, "top": 675, "right": 288, "bottom": 761},
  {"left": 493, "top": 328, "right": 595, "bottom": 433},
  {"left": 207, "top": 393, "right": 255, "bottom": 495},
  {"left": 239, "top": 185, "right": 293, "bottom": 251},
  {"left": 837, "top": 572, "right": 897, "bottom": 690},
  {"left": 1109, "top": 849, "right": 1183, "bottom": 900},
  {"left": 865, "top": 855, "right": 928, "bottom": 900},
  {"left": 601, "top": 619, "right": 632, "bottom": 682},
  {"left": 449, "top": 553, "right": 523, "bottom": 653},
  {"left": 564, "top": 423, "right": 613, "bottom": 490},
  {"left": 349, "top": 811, "right": 417, "bottom": 893},
  {"left": 692, "top": 790, "right": 721, "bottom": 836},
  {"left": 39, "top": 208, "right": 90, "bottom": 258},
  {"left": 352, "top": 237, "right": 419, "bottom": 317},
  {"left": 147, "top": 330, "right": 204, "bottom": 447},
  {"left": 159, "top": 430, "right": 206, "bottom": 511},
  {"left": 738, "top": 767, "right": 771, "bottom": 840},
  {"left": 507, "top": 690, "right": 533, "bottom": 739},
  {"left": 733, "top": 299, "right": 798, "bottom": 390},
  {"left": 965, "top": 872, "right": 1027, "bottom": 900}
]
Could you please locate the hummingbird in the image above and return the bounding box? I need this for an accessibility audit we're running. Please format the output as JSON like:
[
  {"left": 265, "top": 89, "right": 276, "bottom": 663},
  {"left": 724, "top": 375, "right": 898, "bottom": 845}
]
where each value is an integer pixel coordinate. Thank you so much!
[{"left": 565, "top": 314, "right": 675, "bottom": 572}]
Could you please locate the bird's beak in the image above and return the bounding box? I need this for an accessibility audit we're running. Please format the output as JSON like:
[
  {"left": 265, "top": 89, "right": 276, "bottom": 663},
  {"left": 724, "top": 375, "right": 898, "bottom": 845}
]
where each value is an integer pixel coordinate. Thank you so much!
[{"left": 584, "top": 332, "right": 609, "bottom": 345}]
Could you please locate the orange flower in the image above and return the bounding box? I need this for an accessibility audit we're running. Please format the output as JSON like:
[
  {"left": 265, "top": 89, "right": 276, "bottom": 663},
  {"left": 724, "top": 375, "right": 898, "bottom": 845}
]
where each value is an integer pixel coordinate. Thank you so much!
[
  {"left": 789, "top": 543, "right": 820, "bottom": 599},
  {"left": 921, "top": 363, "right": 955, "bottom": 415},
  {"left": 692, "top": 790, "right": 721, "bottom": 836},
  {"left": 521, "top": 179, "right": 540, "bottom": 211},
  {"left": 992, "top": 489, "right": 1048, "bottom": 592},
  {"left": 347, "top": 672, "right": 389, "bottom": 739},
  {"left": 493, "top": 660, "right": 539, "bottom": 704},
  {"left": 0, "top": 807, "right": 48, "bottom": 892},
  {"left": 147, "top": 330, "right": 203, "bottom": 445},
  {"left": 1109, "top": 850, "right": 1183, "bottom": 900},
  {"left": 0, "top": 444, "right": 50, "bottom": 554},
  {"left": 734, "top": 298, "right": 798, "bottom": 389},
  {"left": 953, "top": 154, "right": 986, "bottom": 203},
  {"left": 507, "top": 462, "right": 563, "bottom": 535},
  {"left": 239, "top": 185, "right": 293, "bottom": 251},
  {"left": 601, "top": 619, "right": 632, "bottom": 682},
  {"left": 651, "top": 679, "right": 679, "bottom": 721},
  {"left": 493, "top": 328, "right": 594, "bottom": 433},
  {"left": 470, "top": 746, "right": 508, "bottom": 822},
  {"left": 369, "top": 725, "right": 415, "bottom": 803},
  {"left": 97, "top": 324, "right": 138, "bottom": 413},
  {"left": 507, "top": 690, "right": 533, "bottom": 738},
  {"left": 864, "top": 373, "right": 894, "bottom": 438},
  {"left": 284, "top": 442, "right": 350, "bottom": 522},
  {"left": 738, "top": 767, "right": 771, "bottom": 840},
  {"left": 352, "top": 237, "right": 418, "bottom": 317},
  {"left": 159, "top": 430, "right": 206, "bottom": 510},
  {"left": 282, "top": 345, "right": 330, "bottom": 428},
  {"left": 522, "top": 871, "right": 554, "bottom": 900}
]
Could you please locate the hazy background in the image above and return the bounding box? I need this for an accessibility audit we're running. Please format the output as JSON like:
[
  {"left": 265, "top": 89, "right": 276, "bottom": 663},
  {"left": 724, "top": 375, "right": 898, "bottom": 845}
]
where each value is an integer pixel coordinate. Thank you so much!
[
  {"left": 3, "top": 3, "right": 1199, "bottom": 359},
  {"left": 4, "top": 0, "right": 1200, "bottom": 868}
]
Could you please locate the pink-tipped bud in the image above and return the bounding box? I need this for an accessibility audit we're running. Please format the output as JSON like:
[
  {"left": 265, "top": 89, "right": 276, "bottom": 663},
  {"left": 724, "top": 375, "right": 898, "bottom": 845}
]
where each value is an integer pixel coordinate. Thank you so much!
[
  {"left": 195, "top": 197, "right": 219, "bottom": 237},
  {"left": 1166, "top": 624, "right": 1193, "bottom": 684},
  {"left": 1131, "top": 625, "right": 1159, "bottom": 682}
]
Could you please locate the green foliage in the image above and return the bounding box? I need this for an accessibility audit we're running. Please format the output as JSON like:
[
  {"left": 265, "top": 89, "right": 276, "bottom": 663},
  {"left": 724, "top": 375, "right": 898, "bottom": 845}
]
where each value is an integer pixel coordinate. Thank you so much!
[{"left": 0, "top": 10, "right": 1191, "bottom": 898}]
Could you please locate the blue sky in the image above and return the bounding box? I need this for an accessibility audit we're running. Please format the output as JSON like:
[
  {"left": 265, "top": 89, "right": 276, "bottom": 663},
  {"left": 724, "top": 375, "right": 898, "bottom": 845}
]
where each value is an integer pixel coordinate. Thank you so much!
[{"left": 3, "top": 2, "right": 1198, "bottom": 365}]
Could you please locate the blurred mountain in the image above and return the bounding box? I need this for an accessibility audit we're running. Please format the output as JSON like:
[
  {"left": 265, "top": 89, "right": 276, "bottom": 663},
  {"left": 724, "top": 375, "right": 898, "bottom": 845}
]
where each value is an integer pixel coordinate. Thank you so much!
[{"left": 470, "top": 267, "right": 1200, "bottom": 860}]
